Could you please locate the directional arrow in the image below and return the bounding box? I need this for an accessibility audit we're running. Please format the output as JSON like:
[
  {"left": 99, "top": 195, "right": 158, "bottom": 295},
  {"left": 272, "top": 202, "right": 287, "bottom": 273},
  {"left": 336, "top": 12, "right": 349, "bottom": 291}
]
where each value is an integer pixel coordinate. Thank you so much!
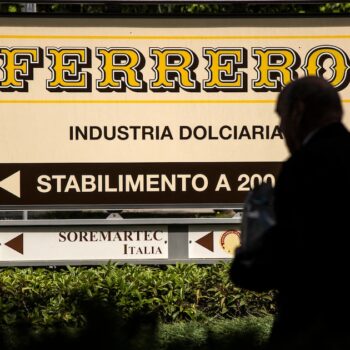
[
  {"left": 5, "top": 234, "right": 23, "bottom": 254},
  {"left": 195, "top": 231, "right": 214, "bottom": 252},
  {"left": 0, "top": 171, "right": 21, "bottom": 198}
]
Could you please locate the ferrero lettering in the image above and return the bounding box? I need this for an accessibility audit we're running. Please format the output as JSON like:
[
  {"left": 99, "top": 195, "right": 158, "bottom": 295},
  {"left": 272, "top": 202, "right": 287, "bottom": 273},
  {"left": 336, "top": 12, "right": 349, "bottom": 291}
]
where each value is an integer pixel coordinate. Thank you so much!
[
  {"left": 96, "top": 48, "right": 146, "bottom": 92},
  {"left": 46, "top": 47, "right": 91, "bottom": 92},
  {"left": 252, "top": 48, "right": 300, "bottom": 91},
  {"left": 203, "top": 48, "right": 247, "bottom": 91},
  {"left": 0, "top": 47, "right": 43, "bottom": 92},
  {"left": 302, "top": 45, "right": 350, "bottom": 89},
  {"left": 1, "top": 45, "right": 350, "bottom": 92},
  {"left": 149, "top": 48, "right": 199, "bottom": 91}
]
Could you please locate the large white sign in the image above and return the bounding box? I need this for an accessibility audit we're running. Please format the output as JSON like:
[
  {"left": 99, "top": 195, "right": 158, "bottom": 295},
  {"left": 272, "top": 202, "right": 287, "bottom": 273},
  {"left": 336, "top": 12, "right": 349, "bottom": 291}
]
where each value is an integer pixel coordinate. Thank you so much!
[{"left": 1, "top": 17, "right": 350, "bottom": 207}]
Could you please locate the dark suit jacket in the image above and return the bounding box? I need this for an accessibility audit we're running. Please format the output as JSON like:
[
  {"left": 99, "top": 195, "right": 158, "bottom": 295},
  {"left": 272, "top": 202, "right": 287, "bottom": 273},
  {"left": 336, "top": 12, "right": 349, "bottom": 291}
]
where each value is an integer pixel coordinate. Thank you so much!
[{"left": 230, "top": 122, "right": 350, "bottom": 349}]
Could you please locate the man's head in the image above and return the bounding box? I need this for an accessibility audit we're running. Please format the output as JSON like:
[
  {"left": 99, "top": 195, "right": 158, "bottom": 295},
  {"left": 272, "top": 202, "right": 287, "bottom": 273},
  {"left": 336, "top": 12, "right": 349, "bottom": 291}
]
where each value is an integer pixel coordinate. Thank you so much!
[{"left": 276, "top": 76, "right": 343, "bottom": 154}]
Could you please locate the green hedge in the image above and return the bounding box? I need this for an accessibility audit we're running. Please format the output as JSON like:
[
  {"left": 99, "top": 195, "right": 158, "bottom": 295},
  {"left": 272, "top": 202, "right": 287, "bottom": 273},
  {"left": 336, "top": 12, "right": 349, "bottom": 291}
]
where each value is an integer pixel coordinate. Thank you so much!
[
  {"left": 0, "top": 263, "right": 275, "bottom": 328},
  {"left": 159, "top": 316, "right": 272, "bottom": 350},
  {"left": 1, "top": 314, "right": 272, "bottom": 350}
]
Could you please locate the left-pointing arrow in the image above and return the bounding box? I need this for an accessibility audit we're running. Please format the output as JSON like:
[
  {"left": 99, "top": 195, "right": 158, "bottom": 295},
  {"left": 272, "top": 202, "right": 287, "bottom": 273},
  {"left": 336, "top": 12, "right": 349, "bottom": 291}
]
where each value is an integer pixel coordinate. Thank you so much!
[
  {"left": 0, "top": 171, "right": 21, "bottom": 198},
  {"left": 195, "top": 231, "right": 214, "bottom": 252},
  {"left": 5, "top": 234, "right": 23, "bottom": 254}
]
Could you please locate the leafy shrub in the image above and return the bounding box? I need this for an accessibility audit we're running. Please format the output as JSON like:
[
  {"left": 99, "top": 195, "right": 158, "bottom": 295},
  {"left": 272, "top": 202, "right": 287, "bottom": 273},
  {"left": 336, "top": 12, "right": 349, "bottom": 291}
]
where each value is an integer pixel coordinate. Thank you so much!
[
  {"left": 159, "top": 316, "right": 273, "bottom": 350},
  {"left": 0, "top": 263, "right": 275, "bottom": 328}
]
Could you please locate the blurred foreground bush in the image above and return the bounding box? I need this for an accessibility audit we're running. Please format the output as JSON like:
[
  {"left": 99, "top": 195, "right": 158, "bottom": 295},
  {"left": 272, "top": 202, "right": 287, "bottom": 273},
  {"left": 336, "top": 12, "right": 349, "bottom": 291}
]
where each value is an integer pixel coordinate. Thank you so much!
[{"left": 0, "top": 263, "right": 274, "bottom": 328}]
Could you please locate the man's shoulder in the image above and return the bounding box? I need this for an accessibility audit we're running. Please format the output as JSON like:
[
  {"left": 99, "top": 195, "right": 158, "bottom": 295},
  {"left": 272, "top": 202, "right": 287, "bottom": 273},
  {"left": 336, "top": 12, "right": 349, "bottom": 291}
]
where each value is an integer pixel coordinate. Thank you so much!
[
  {"left": 281, "top": 123, "right": 350, "bottom": 180},
  {"left": 307, "top": 123, "right": 350, "bottom": 150}
]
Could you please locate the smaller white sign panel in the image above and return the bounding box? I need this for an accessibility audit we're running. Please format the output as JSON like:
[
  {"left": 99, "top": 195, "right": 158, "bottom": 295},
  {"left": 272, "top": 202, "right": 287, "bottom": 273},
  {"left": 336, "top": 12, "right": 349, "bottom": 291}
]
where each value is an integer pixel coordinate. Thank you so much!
[
  {"left": 0, "top": 226, "right": 168, "bottom": 262},
  {"left": 188, "top": 225, "right": 241, "bottom": 259}
]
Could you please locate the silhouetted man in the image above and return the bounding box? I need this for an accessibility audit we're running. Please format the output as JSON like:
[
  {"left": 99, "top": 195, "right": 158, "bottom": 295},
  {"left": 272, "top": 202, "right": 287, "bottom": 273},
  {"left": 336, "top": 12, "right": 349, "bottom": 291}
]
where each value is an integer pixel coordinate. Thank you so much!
[{"left": 230, "top": 76, "right": 350, "bottom": 349}]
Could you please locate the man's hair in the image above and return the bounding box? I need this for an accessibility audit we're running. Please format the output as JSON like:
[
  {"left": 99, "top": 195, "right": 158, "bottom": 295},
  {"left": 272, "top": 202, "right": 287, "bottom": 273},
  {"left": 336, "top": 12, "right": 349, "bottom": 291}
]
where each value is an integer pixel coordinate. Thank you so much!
[{"left": 277, "top": 76, "right": 343, "bottom": 123}]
